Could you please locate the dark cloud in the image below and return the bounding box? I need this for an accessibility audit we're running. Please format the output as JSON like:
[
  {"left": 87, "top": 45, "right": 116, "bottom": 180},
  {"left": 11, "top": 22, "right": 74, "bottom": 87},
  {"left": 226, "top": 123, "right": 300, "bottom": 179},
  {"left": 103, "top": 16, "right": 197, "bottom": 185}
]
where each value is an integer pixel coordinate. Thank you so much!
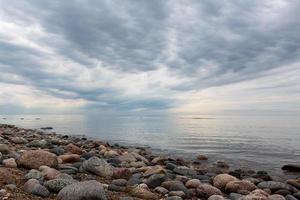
[{"left": 0, "top": 0, "right": 300, "bottom": 111}]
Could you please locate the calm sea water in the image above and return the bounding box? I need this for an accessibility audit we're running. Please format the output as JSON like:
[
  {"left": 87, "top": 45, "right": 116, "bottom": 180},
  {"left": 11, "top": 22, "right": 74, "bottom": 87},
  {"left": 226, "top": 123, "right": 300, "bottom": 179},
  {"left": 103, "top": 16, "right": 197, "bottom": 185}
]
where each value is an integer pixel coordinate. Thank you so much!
[{"left": 0, "top": 114, "right": 299, "bottom": 179}]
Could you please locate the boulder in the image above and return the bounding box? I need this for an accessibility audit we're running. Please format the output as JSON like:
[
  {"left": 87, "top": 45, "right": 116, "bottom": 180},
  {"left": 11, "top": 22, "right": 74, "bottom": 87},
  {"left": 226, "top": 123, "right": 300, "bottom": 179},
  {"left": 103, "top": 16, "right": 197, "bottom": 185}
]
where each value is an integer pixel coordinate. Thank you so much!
[
  {"left": 57, "top": 180, "right": 107, "bottom": 200},
  {"left": 213, "top": 174, "right": 238, "bottom": 190},
  {"left": 82, "top": 156, "right": 114, "bottom": 177},
  {"left": 17, "top": 150, "right": 58, "bottom": 169},
  {"left": 282, "top": 165, "right": 300, "bottom": 172}
]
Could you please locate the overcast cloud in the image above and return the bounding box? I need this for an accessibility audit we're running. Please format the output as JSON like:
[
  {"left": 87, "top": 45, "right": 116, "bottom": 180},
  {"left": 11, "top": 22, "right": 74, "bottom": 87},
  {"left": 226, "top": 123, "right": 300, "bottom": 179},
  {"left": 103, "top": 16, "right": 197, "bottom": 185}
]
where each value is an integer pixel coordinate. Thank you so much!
[{"left": 0, "top": 0, "right": 300, "bottom": 114}]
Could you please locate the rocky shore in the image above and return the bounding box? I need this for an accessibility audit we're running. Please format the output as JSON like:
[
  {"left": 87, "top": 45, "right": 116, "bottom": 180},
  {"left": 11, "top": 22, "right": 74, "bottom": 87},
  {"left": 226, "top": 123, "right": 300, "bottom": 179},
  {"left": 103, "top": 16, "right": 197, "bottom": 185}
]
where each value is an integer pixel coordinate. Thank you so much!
[{"left": 0, "top": 124, "right": 299, "bottom": 200}]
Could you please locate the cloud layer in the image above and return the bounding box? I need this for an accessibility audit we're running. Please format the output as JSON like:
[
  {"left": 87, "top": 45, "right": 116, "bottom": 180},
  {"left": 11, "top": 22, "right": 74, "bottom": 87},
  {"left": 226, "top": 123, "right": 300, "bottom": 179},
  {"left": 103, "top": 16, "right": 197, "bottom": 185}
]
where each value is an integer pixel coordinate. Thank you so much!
[{"left": 0, "top": 0, "right": 300, "bottom": 113}]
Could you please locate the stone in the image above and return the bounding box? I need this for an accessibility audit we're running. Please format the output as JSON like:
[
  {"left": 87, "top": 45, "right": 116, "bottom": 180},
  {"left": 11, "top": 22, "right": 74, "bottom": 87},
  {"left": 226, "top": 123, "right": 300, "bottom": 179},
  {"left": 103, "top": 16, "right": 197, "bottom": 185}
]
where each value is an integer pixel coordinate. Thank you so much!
[
  {"left": 173, "top": 166, "right": 197, "bottom": 176},
  {"left": 287, "top": 179, "right": 300, "bottom": 190},
  {"left": 0, "top": 144, "right": 9, "bottom": 154},
  {"left": 108, "top": 184, "right": 123, "bottom": 192},
  {"left": 293, "top": 192, "right": 300, "bottom": 200},
  {"left": 169, "top": 190, "right": 185, "bottom": 197},
  {"left": 196, "top": 184, "right": 223, "bottom": 199},
  {"left": 229, "top": 193, "right": 244, "bottom": 200},
  {"left": 208, "top": 195, "right": 226, "bottom": 200},
  {"left": 44, "top": 178, "right": 77, "bottom": 192},
  {"left": 143, "top": 165, "right": 165, "bottom": 177},
  {"left": 23, "top": 179, "right": 50, "bottom": 197},
  {"left": 25, "top": 169, "right": 44, "bottom": 182},
  {"left": 50, "top": 147, "right": 65, "bottom": 156},
  {"left": 82, "top": 156, "right": 114, "bottom": 177},
  {"left": 225, "top": 180, "right": 257, "bottom": 194},
  {"left": 282, "top": 165, "right": 300, "bottom": 172},
  {"left": 0, "top": 167, "right": 24, "bottom": 185},
  {"left": 104, "top": 150, "right": 119, "bottom": 157},
  {"left": 111, "top": 179, "right": 127, "bottom": 187},
  {"left": 285, "top": 195, "right": 298, "bottom": 200},
  {"left": 257, "top": 181, "right": 292, "bottom": 192},
  {"left": 119, "top": 152, "right": 137, "bottom": 163},
  {"left": 213, "top": 174, "right": 238, "bottom": 190},
  {"left": 145, "top": 173, "right": 167, "bottom": 189},
  {"left": 65, "top": 143, "right": 82, "bottom": 155},
  {"left": 113, "top": 168, "right": 132, "bottom": 180},
  {"left": 240, "top": 189, "right": 270, "bottom": 200},
  {"left": 166, "top": 162, "right": 177, "bottom": 170},
  {"left": 154, "top": 186, "right": 168, "bottom": 194},
  {"left": 40, "top": 166, "right": 60, "bottom": 180},
  {"left": 28, "top": 139, "right": 50, "bottom": 148},
  {"left": 119, "top": 197, "right": 134, "bottom": 200},
  {"left": 131, "top": 187, "right": 159, "bottom": 199},
  {"left": 58, "top": 154, "right": 80, "bottom": 163},
  {"left": 57, "top": 180, "right": 107, "bottom": 200},
  {"left": 269, "top": 194, "right": 285, "bottom": 200},
  {"left": 4, "top": 184, "right": 17, "bottom": 191},
  {"left": 274, "top": 189, "right": 291, "bottom": 196},
  {"left": 162, "top": 180, "right": 189, "bottom": 195},
  {"left": 165, "top": 197, "right": 183, "bottom": 200},
  {"left": 10, "top": 136, "right": 28, "bottom": 144},
  {"left": 197, "top": 154, "right": 208, "bottom": 160},
  {"left": 2, "top": 158, "right": 17, "bottom": 168},
  {"left": 214, "top": 160, "right": 229, "bottom": 168},
  {"left": 17, "top": 150, "right": 58, "bottom": 169},
  {"left": 185, "top": 179, "right": 202, "bottom": 188}
]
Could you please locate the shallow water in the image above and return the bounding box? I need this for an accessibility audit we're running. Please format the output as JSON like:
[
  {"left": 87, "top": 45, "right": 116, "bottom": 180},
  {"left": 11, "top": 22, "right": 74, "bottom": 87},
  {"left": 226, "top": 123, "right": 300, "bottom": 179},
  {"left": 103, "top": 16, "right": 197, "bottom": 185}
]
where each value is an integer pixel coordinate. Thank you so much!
[{"left": 1, "top": 113, "right": 299, "bottom": 179}]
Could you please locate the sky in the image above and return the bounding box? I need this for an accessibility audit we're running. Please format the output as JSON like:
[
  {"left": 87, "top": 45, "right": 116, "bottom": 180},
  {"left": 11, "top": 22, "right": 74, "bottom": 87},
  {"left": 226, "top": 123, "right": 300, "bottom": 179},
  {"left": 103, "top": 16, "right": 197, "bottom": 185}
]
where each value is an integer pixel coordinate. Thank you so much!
[{"left": 0, "top": 0, "right": 300, "bottom": 114}]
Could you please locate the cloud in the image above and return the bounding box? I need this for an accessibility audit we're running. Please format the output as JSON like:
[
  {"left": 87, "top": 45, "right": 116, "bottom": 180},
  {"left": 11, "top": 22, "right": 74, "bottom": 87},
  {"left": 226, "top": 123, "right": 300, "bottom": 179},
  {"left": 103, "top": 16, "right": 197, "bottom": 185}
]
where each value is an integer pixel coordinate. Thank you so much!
[{"left": 0, "top": 0, "right": 300, "bottom": 113}]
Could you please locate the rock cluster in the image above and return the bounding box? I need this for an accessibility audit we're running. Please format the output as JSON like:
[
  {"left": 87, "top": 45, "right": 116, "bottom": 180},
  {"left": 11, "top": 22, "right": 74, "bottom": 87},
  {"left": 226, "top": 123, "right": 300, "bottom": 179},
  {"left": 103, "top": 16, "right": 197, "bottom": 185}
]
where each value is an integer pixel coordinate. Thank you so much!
[{"left": 0, "top": 124, "right": 299, "bottom": 200}]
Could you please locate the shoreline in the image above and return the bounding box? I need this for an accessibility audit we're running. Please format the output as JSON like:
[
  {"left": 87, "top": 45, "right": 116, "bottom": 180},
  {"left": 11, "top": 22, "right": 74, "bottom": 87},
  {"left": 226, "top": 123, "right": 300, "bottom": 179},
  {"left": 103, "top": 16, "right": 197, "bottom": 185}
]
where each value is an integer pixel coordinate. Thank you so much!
[{"left": 0, "top": 123, "right": 299, "bottom": 200}]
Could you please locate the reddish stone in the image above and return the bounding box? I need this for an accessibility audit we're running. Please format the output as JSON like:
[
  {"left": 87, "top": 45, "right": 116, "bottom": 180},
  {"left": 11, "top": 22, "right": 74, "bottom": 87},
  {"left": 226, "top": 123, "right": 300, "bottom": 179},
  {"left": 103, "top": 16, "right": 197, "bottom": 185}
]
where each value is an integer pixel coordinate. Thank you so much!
[{"left": 65, "top": 143, "right": 82, "bottom": 155}]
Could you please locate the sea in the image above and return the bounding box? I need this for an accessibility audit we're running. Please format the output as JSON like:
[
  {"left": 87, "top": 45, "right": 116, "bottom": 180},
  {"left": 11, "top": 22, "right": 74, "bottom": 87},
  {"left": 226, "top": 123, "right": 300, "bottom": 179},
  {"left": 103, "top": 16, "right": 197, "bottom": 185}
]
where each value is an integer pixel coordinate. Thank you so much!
[{"left": 0, "top": 113, "right": 299, "bottom": 180}]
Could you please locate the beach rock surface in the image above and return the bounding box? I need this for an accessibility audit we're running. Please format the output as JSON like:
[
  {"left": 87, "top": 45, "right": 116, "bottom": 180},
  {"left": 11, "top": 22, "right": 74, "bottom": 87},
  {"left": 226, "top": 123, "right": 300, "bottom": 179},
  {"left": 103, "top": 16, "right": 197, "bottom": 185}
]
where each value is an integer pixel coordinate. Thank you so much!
[
  {"left": 17, "top": 150, "right": 58, "bottom": 169},
  {"left": 57, "top": 180, "right": 107, "bottom": 200}
]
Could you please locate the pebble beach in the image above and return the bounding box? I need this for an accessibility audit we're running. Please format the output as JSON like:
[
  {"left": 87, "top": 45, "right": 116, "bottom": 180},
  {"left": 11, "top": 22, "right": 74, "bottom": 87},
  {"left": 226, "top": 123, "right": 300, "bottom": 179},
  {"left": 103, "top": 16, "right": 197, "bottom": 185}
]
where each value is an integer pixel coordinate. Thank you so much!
[{"left": 0, "top": 124, "right": 299, "bottom": 200}]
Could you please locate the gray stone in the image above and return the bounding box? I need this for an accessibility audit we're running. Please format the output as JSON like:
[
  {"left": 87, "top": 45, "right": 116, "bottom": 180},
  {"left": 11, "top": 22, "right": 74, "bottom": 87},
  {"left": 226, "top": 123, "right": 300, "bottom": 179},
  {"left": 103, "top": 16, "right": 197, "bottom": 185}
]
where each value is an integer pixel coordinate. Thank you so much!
[
  {"left": 50, "top": 147, "right": 65, "bottom": 156},
  {"left": 44, "top": 178, "right": 77, "bottom": 193},
  {"left": 10, "top": 137, "right": 28, "bottom": 144},
  {"left": 229, "top": 193, "right": 244, "bottom": 200},
  {"left": 108, "top": 184, "right": 123, "bottom": 192},
  {"left": 162, "top": 180, "right": 189, "bottom": 195},
  {"left": 208, "top": 195, "right": 226, "bottom": 200},
  {"left": 111, "top": 179, "right": 127, "bottom": 187},
  {"left": 145, "top": 173, "right": 167, "bottom": 189},
  {"left": 119, "top": 197, "right": 134, "bottom": 200},
  {"left": 23, "top": 179, "right": 50, "bottom": 197},
  {"left": 25, "top": 169, "right": 44, "bottom": 182},
  {"left": 165, "top": 197, "right": 183, "bottom": 200},
  {"left": 293, "top": 192, "right": 300, "bottom": 200},
  {"left": 286, "top": 195, "right": 298, "bottom": 200},
  {"left": 282, "top": 165, "right": 300, "bottom": 172},
  {"left": 57, "top": 180, "right": 107, "bottom": 200},
  {"left": 82, "top": 157, "right": 114, "bottom": 177},
  {"left": 173, "top": 166, "right": 197, "bottom": 176},
  {"left": 258, "top": 181, "right": 293, "bottom": 192}
]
